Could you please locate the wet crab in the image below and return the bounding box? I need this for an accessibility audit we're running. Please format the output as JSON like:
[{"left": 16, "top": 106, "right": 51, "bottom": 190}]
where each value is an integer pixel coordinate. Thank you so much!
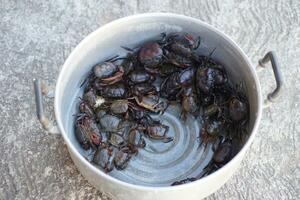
[
  {"left": 75, "top": 114, "right": 102, "bottom": 150},
  {"left": 158, "top": 63, "right": 180, "bottom": 77},
  {"left": 178, "top": 86, "right": 198, "bottom": 120},
  {"left": 114, "top": 146, "right": 134, "bottom": 170},
  {"left": 201, "top": 139, "right": 233, "bottom": 176},
  {"left": 130, "top": 83, "right": 158, "bottom": 97},
  {"left": 79, "top": 101, "right": 95, "bottom": 118},
  {"left": 108, "top": 133, "right": 126, "bottom": 148},
  {"left": 229, "top": 97, "right": 248, "bottom": 122},
  {"left": 93, "top": 62, "right": 124, "bottom": 85},
  {"left": 176, "top": 67, "right": 196, "bottom": 86},
  {"left": 146, "top": 122, "right": 173, "bottom": 143},
  {"left": 100, "top": 99, "right": 136, "bottom": 119},
  {"left": 138, "top": 42, "right": 163, "bottom": 73},
  {"left": 132, "top": 94, "right": 168, "bottom": 114},
  {"left": 160, "top": 72, "right": 181, "bottom": 100},
  {"left": 165, "top": 32, "right": 201, "bottom": 57},
  {"left": 99, "top": 114, "right": 122, "bottom": 132},
  {"left": 171, "top": 177, "right": 197, "bottom": 186},
  {"left": 93, "top": 144, "right": 115, "bottom": 172},
  {"left": 82, "top": 88, "right": 97, "bottom": 108},
  {"left": 199, "top": 119, "right": 224, "bottom": 146},
  {"left": 97, "top": 82, "right": 127, "bottom": 99},
  {"left": 160, "top": 67, "right": 196, "bottom": 100},
  {"left": 159, "top": 32, "right": 201, "bottom": 67},
  {"left": 127, "top": 127, "right": 146, "bottom": 148},
  {"left": 127, "top": 70, "right": 155, "bottom": 85}
]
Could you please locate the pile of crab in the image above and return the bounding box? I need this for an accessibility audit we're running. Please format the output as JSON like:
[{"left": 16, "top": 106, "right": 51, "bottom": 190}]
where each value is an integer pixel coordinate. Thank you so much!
[{"left": 74, "top": 32, "right": 249, "bottom": 183}]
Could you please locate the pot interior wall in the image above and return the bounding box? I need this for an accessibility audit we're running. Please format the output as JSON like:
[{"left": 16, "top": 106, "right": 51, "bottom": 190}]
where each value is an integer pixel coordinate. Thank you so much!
[{"left": 56, "top": 15, "right": 259, "bottom": 186}]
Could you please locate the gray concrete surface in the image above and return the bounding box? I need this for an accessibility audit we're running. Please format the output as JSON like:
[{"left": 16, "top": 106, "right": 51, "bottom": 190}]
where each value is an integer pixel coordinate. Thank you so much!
[{"left": 0, "top": 0, "right": 299, "bottom": 199}]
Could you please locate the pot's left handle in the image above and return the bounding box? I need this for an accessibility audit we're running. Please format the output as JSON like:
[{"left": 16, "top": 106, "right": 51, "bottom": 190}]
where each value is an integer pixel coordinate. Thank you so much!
[{"left": 33, "top": 79, "right": 60, "bottom": 134}]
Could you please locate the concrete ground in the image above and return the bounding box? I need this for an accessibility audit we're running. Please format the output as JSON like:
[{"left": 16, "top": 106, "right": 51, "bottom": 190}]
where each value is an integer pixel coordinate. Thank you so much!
[{"left": 0, "top": 0, "right": 299, "bottom": 199}]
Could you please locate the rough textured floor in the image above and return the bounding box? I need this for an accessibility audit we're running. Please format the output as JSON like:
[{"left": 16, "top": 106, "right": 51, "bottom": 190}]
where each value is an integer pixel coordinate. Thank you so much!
[{"left": 0, "top": 1, "right": 299, "bottom": 200}]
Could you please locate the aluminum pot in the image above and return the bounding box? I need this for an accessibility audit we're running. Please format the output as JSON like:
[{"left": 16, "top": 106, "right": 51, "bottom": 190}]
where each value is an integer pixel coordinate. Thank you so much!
[{"left": 33, "top": 13, "right": 282, "bottom": 200}]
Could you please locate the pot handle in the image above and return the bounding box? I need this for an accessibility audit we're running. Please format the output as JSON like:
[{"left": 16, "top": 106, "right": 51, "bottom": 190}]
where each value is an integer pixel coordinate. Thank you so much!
[
  {"left": 33, "top": 79, "right": 60, "bottom": 134},
  {"left": 257, "top": 51, "right": 283, "bottom": 107}
]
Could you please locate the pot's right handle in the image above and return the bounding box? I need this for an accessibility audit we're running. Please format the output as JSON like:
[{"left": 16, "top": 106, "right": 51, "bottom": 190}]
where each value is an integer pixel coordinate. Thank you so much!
[
  {"left": 257, "top": 51, "right": 283, "bottom": 107},
  {"left": 33, "top": 79, "right": 60, "bottom": 134}
]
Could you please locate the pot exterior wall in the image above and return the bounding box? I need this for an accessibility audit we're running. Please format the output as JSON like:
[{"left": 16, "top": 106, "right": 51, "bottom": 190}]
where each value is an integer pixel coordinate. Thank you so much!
[{"left": 69, "top": 145, "right": 244, "bottom": 200}]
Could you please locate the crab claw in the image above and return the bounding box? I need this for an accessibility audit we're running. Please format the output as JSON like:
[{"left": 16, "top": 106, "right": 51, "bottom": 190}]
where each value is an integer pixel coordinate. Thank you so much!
[{"left": 100, "top": 66, "right": 124, "bottom": 85}]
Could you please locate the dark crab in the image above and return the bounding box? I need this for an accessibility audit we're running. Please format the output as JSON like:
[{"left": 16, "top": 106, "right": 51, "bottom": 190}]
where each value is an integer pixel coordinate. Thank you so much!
[
  {"left": 196, "top": 67, "right": 215, "bottom": 95},
  {"left": 199, "top": 119, "right": 223, "bottom": 146},
  {"left": 158, "top": 33, "right": 201, "bottom": 67},
  {"left": 160, "top": 72, "right": 181, "bottom": 100},
  {"left": 93, "top": 144, "right": 115, "bottom": 172},
  {"left": 202, "top": 139, "right": 233, "bottom": 176},
  {"left": 178, "top": 87, "right": 198, "bottom": 120},
  {"left": 82, "top": 88, "right": 97, "bottom": 108},
  {"left": 138, "top": 42, "right": 163, "bottom": 72},
  {"left": 97, "top": 82, "right": 127, "bottom": 99},
  {"left": 95, "top": 108, "right": 106, "bottom": 121},
  {"left": 146, "top": 122, "right": 173, "bottom": 143},
  {"left": 93, "top": 62, "right": 124, "bottom": 85},
  {"left": 166, "top": 32, "right": 201, "bottom": 57},
  {"left": 229, "top": 97, "right": 248, "bottom": 122},
  {"left": 110, "top": 100, "right": 134, "bottom": 114},
  {"left": 126, "top": 107, "right": 159, "bottom": 130},
  {"left": 219, "top": 82, "right": 249, "bottom": 123},
  {"left": 102, "top": 99, "right": 137, "bottom": 118},
  {"left": 133, "top": 94, "right": 168, "bottom": 114},
  {"left": 120, "top": 53, "right": 136, "bottom": 76},
  {"left": 196, "top": 67, "right": 227, "bottom": 95},
  {"left": 158, "top": 63, "right": 180, "bottom": 77},
  {"left": 108, "top": 133, "right": 126, "bottom": 148},
  {"left": 75, "top": 114, "right": 102, "bottom": 150},
  {"left": 160, "top": 67, "right": 195, "bottom": 100},
  {"left": 213, "top": 66, "right": 227, "bottom": 85},
  {"left": 127, "top": 127, "right": 146, "bottom": 148},
  {"left": 79, "top": 101, "right": 95, "bottom": 118},
  {"left": 93, "top": 62, "right": 118, "bottom": 79},
  {"left": 99, "top": 114, "right": 122, "bottom": 132},
  {"left": 213, "top": 139, "right": 232, "bottom": 164},
  {"left": 127, "top": 70, "right": 155, "bottom": 85},
  {"left": 164, "top": 50, "right": 194, "bottom": 68},
  {"left": 113, "top": 146, "right": 133, "bottom": 170},
  {"left": 176, "top": 67, "right": 196, "bottom": 86},
  {"left": 203, "top": 104, "right": 222, "bottom": 119},
  {"left": 171, "top": 177, "right": 197, "bottom": 186},
  {"left": 130, "top": 83, "right": 158, "bottom": 97}
]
